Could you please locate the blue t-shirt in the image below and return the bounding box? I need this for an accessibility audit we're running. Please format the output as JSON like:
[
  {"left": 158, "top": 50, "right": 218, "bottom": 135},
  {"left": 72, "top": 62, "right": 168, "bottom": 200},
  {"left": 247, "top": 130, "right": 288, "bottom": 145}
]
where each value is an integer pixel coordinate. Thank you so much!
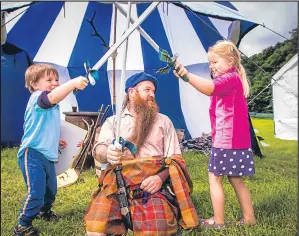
[{"left": 18, "top": 90, "right": 60, "bottom": 162}]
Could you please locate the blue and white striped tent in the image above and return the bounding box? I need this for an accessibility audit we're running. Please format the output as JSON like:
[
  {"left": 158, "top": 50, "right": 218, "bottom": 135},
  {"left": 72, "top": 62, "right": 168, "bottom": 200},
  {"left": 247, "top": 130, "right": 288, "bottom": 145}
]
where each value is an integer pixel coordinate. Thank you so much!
[{"left": 1, "top": 2, "right": 258, "bottom": 145}]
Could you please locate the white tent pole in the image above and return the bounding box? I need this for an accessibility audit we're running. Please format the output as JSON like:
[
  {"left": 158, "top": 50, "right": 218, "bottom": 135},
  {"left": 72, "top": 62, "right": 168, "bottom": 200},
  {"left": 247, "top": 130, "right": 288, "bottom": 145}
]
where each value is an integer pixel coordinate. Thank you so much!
[
  {"left": 92, "top": 2, "right": 160, "bottom": 71},
  {"left": 114, "top": 2, "right": 159, "bottom": 53},
  {"left": 115, "top": 2, "right": 132, "bottom": 143}
]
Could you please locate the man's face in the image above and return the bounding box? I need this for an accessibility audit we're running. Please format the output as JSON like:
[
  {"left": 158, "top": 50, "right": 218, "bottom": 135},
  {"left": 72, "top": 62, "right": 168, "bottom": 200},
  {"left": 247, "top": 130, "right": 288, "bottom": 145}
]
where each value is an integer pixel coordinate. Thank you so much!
[{"left": 130, "top": 80, "right": 156, "bottom": 104}]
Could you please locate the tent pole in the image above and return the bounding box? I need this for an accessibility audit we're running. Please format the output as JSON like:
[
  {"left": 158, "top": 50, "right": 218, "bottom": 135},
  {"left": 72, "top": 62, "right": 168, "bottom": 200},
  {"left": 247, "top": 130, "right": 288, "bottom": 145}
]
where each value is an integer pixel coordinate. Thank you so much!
[{"left": 92, "top": 2, "right": 160, "bottom": 71}]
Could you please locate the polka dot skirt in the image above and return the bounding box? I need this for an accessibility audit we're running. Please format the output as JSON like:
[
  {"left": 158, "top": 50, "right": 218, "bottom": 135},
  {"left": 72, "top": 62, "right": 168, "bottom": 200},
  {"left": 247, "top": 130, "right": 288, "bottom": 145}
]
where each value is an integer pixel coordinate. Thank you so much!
[{"left": 208, "top": 147, "right": 255, "bottom": 176}]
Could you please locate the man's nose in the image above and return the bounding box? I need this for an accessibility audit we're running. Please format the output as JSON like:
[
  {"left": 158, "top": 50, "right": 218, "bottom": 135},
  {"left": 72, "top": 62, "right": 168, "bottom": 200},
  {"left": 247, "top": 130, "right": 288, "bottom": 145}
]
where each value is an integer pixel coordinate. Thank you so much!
[
  {"left": 148, "top": 93, "right": 155, "bottom": 100},
  {"left": 149, "top": 91, "right": 155, "bottom": 97}
]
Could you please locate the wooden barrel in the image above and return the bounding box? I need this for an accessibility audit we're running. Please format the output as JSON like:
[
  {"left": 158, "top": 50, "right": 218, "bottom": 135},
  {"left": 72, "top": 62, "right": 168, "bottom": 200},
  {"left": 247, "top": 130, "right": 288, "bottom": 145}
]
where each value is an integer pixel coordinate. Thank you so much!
[{"left": 63, "top": 112, "right": 99, "bottom": 131}]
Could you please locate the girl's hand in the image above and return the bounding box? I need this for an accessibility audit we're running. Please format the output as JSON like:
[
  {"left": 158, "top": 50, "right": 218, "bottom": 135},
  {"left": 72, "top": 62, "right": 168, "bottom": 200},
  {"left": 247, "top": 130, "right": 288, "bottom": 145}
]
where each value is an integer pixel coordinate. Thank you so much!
[
  {"left": 59, "top": 139, "right": 67, "bottom": 149},
  {"left": 173, "top": 60, "right": 189, "bottom": 78}
]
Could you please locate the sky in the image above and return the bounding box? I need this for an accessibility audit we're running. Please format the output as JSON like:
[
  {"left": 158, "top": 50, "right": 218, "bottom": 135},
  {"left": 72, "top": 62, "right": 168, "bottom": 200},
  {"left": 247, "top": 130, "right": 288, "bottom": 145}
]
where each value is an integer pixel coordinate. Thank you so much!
[
  {"left": 233, "top": 2, "right": 298, "bottom": 57},
  {"left": 1, "top": 2, "right": 297, "bottom": 58}
]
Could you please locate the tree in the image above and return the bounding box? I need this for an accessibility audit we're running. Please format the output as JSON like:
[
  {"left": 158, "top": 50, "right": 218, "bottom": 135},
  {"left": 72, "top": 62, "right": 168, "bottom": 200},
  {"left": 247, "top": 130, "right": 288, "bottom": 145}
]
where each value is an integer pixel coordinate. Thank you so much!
[{"left": 243, "top": 28, "right": 297, "bottom": 113}]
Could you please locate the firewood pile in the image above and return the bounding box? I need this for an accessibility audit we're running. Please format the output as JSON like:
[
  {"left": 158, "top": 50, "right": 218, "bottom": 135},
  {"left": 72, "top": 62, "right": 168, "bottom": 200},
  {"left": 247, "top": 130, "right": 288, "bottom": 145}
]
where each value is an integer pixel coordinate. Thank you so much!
[{"left": 180, "top": 132, "right": 212, "bottom": 156}]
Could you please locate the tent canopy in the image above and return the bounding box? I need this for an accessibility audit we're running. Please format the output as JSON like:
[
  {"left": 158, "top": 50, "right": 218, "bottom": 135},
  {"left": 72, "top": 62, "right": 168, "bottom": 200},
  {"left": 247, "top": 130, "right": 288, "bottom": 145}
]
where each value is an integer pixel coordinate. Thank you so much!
[
  {"left": 272, "top": 53, "right": 298, "bottom": 140},
  {"left": 1, "top": 1, "right": 258, "bottom": 145}
]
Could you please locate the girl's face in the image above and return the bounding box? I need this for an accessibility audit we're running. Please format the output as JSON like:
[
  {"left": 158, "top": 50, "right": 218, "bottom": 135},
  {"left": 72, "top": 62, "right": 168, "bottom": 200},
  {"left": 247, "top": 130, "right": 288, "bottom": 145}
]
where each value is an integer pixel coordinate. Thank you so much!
[{"left": 208, "top": 52, "right": 232, "bottom": 78}]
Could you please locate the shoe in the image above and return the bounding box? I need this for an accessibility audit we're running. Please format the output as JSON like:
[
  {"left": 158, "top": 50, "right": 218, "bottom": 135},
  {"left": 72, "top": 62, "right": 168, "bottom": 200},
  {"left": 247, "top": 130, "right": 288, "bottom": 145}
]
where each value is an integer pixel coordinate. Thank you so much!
[
  {"left": 13, "top": 225, "right": 40, "bottom": 236},
  {"left": 200, "top": 217, "right": 226, "bottom": 229},
  {"left": 36, "top": 210, "right": 58, "bottom": 221}
]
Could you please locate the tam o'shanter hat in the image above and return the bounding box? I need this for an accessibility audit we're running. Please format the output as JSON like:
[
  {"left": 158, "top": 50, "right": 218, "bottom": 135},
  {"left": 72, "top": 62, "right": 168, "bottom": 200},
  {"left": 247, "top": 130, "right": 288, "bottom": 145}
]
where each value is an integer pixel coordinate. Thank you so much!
[{"left": 125, "top": 72, "right": 158, "bottom": 93}]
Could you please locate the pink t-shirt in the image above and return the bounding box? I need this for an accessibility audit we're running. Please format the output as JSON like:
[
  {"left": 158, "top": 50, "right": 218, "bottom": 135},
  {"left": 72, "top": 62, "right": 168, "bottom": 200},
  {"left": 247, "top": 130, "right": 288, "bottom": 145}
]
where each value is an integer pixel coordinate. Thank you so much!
[{"left": 210, "top": 68, "right": 251, "bottom": 149}]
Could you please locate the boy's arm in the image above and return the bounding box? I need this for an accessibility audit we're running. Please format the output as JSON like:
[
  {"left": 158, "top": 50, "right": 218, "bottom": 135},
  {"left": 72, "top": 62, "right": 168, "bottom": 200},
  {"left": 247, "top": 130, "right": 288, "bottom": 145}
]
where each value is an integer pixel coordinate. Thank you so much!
[{"left": 48, "top": 76, "right": 88, "bottom": 104}]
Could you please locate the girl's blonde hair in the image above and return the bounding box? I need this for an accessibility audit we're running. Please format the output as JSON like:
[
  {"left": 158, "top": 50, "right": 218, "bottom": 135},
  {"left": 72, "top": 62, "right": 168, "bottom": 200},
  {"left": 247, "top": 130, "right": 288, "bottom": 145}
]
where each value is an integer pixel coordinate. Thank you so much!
[
  {"left": 208, "top": 40, "right": 250, "bottom": 97},
  {"left": 25, "top": 64, "right": 59, "bottom": 93}
]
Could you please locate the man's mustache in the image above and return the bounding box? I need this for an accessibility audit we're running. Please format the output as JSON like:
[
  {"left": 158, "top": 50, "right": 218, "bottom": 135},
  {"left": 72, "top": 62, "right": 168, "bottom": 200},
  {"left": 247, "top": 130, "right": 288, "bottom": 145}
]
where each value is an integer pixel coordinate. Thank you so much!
[{"left": 147, "top": 97, "right": 155, "bottom": 102}]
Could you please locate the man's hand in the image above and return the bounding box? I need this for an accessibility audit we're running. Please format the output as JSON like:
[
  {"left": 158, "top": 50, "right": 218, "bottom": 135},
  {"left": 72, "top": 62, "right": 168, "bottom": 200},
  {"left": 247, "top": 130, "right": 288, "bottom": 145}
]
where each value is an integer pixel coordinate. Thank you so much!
[
  {"left": 140, "top": 175, "right": 162, "bottom": 194},
  {"left": 59, "top": 139, "right": 67, "bottom": 149},
  {"left": 106, "top": 143, "right": 122, "bottom": 165}
]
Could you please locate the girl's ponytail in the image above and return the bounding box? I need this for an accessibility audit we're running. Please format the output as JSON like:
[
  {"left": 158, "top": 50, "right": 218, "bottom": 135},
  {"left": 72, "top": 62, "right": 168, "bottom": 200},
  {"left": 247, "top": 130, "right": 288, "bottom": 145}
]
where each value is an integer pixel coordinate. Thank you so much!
[{"left": 237, "top": 63, "right": 250, "bottom": 98}]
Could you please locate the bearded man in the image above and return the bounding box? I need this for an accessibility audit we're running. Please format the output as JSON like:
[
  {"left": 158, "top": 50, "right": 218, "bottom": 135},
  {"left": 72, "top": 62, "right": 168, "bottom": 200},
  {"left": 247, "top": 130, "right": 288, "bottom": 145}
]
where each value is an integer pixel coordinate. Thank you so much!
[{"left": 84, "top": 72, "right": 199, "bottom": 236}]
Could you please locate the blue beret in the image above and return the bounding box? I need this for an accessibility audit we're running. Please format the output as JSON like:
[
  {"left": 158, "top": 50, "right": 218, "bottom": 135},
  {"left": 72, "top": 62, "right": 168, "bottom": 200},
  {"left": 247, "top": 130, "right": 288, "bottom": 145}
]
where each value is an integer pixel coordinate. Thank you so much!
[{"left": 125, "top": 72, "right": 158, "bottom": 93}]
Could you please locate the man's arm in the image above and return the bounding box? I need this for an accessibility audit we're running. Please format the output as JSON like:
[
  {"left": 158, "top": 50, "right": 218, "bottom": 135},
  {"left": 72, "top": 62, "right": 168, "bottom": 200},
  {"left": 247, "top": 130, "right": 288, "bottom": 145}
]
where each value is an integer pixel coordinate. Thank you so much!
[{"left": 93, "top": 143, "right": 108, "bottom": 164}]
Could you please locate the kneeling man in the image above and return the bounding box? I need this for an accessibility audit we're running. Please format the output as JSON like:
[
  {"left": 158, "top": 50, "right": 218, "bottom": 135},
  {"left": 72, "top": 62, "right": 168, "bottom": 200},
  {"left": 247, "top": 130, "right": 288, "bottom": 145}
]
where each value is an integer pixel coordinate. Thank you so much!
[{"left": 84, "top": 72, "right": 199, "bottom": 235}]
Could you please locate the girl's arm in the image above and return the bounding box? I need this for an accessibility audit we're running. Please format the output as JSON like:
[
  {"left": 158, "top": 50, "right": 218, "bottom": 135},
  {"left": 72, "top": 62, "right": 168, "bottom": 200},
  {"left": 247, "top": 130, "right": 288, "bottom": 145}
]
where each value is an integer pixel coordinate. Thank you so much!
[{"left": 173, "top": 61, "right": 214, "bottom": 96}]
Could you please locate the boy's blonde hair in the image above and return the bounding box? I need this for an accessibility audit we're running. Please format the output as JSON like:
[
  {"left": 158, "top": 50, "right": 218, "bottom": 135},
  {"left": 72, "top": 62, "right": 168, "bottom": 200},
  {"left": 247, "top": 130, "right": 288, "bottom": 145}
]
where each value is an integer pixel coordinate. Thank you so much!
[
  {"left": 25, "top": 64, "right": 59, "bottom": 93},
  {"left": 208, "top": 40, "right": 250, "bottom": 97}
]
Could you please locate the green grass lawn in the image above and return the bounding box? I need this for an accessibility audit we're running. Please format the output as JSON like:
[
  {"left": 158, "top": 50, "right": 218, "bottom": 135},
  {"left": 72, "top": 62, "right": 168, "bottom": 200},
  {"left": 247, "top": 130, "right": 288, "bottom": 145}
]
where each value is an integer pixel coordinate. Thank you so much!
[{"left": 1, "top": 119, "right": 298, "bottom": 235}]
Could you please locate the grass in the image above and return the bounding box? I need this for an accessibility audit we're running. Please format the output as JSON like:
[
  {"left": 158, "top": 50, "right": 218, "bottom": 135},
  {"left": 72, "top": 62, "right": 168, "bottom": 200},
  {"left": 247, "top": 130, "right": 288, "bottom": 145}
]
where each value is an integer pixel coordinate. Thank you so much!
[{"left": 1, "top": 118, "right": 298, "bottom": 235}]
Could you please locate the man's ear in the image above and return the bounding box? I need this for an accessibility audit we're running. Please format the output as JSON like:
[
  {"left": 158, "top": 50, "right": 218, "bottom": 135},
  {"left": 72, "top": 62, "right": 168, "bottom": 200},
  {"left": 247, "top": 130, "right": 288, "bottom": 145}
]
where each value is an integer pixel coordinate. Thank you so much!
[{"left": 128, "top": 88, "right": 136, "bottom": 97}]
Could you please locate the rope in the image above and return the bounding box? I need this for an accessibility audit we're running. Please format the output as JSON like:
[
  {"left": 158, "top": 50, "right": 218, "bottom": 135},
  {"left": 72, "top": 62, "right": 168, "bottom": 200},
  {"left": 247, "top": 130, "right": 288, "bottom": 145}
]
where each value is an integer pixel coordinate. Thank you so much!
[
  {"left": 180, "top": 4, "right": 297, "bottom": 103},
  {"left": 1, "top": 2, "right": 37, "bottom": 28},
  {"left": 261, "top": 23, "right": 290, "bottom": 41}
]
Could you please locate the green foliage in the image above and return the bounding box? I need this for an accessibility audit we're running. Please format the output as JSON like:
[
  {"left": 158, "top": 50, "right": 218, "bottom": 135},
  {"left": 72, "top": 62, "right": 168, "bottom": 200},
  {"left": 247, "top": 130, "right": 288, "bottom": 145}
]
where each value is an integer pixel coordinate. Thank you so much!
[
  {"left": 1, "top": 119, "right": 298, "bottom": 235},
  {"left": 242, "top": 28, "right": 297, "bottom": 113}
]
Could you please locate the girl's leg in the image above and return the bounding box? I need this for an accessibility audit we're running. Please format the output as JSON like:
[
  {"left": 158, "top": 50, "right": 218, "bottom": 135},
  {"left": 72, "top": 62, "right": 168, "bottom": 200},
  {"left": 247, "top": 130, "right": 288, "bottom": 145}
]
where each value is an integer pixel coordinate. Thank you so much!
[
  {"left": 208, "top": 172, "right": 225, "bottom": 224},
  {"left": 228, "top": 176, "right": 256, "bottom": 224}
]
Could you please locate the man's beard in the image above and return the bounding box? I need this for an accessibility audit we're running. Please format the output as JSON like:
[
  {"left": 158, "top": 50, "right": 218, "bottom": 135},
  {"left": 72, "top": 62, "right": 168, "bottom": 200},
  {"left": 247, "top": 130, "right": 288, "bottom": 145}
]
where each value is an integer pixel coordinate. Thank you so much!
[{"left": 129, "top": 94, "right": 159, "bottom": 154}]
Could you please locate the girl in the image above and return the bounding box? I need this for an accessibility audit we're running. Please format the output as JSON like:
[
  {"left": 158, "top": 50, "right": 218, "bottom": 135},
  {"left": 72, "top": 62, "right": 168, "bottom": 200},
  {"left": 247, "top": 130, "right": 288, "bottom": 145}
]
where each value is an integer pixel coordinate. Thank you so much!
[{"left": 173, "top": 40, "right": 256, "bottom": 228}]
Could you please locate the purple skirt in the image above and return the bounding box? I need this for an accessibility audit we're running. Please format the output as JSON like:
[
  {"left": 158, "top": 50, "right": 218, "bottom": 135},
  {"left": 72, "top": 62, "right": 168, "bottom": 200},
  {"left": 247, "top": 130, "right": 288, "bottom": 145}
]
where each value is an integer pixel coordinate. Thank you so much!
[{"left": 208, "top": 147, "right": 255, "bottom": 176}]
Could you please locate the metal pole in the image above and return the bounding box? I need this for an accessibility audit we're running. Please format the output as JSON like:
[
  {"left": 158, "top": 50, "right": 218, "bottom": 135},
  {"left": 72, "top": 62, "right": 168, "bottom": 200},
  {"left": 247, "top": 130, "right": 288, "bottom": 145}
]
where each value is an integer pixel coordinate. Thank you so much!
[
  {"left": 115, "top": 2, "right": 132, "bottom": 143},
  {"left": 92, "top": 2, "right": 160, "bottom": 71},
  {"left": 112, "top": 4, "right": 117, "bottom": 114}
]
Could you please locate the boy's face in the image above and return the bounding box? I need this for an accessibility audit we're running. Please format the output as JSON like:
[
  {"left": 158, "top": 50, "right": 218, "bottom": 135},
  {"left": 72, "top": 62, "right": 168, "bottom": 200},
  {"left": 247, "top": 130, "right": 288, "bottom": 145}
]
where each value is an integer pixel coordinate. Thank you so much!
[
  {"left": 208, "top": 52, "right": 231, "bottom": 78},
  {"left": 32, "top": 72, "right": 60, "bottom": 92}
]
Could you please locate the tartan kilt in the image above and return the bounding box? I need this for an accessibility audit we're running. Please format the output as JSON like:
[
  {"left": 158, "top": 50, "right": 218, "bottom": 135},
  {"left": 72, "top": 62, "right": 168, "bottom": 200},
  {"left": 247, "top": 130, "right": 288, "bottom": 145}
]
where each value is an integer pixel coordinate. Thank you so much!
[
  {"left": 84, "top": 156, "right": 199, "bottom": 235},
  {"left": 84, "top": 189, "right": 179, "bottom": 235}
]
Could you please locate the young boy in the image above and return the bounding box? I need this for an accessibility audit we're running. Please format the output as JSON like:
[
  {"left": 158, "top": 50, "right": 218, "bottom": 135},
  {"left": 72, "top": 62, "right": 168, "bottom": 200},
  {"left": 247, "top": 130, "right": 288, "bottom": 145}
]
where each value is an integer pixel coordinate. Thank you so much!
[{"left": 13, "top": 64, "right": 88, "bottom": 236}]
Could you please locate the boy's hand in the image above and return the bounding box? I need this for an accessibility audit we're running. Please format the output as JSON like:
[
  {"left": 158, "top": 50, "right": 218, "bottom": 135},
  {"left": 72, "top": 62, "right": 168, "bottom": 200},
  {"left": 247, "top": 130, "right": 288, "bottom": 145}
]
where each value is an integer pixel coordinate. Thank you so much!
[
  {"left": 59, "top": 139, "right": 67, "bottom": 149},
  {"left": 73, "top": 76, "right": 89, "bottom": 90}
]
